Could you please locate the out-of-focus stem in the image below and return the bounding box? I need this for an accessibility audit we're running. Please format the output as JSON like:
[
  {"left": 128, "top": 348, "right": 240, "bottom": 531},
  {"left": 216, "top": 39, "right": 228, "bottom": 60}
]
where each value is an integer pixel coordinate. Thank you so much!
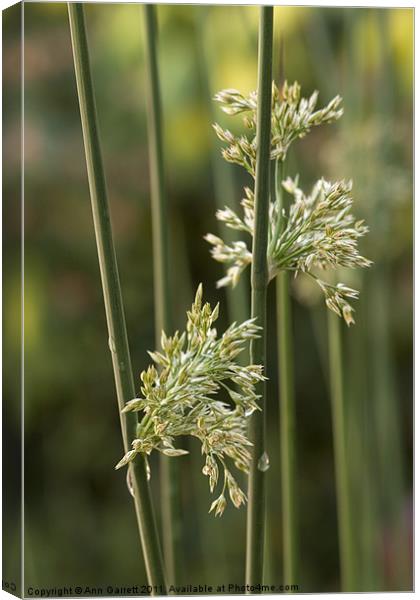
[
  {"left": 193, "top": 7, "right": 246, "bottom": 584},
  {"left": 306, "top": 10, "right": 379, "bottom": 589},
  {"left": 273, "top": 157, "right": 298, "bottom": 584},
  {"left": 277, "top": 271, "right": 297, "bottom": 583},
  {"left": 194, "top": 7, "right": 249, "bottom": 329},
  {"left": 327, "top": 310, "right": 356, "bottom": 591},
  {"left": 143, "top": 4, "right": 181, "bottom": 585},
  {"left": 68, "top": 4, "right": 166, "bottom": 591}
]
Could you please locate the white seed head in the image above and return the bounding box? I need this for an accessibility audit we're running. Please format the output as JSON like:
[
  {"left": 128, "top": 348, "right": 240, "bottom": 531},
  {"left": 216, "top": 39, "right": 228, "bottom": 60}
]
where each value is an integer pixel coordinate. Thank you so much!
[
  {"left": 116, "top": 286, "right": 264, "bottom": 515},
  {"left": 208, "top": 81, "right": 370, "bottom": 324}
]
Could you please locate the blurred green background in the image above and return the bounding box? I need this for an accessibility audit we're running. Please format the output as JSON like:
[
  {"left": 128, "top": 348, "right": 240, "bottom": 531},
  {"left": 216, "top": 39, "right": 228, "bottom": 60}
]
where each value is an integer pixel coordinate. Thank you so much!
[{"left": 3, "top": 3, "right": 412, "bottom": 594}]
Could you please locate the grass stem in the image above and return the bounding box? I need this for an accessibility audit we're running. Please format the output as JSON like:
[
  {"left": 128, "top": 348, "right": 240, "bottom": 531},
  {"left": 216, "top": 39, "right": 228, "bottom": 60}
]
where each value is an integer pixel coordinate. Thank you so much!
[
  {"left": 68, "top": 4, "right": 166, "bottom": 591},
  {"left": 143, "top": 4, "right": 181, "bottom": 585},
  {"left": 327, "top": 309, "right": 356, "bottom": 591},
  {"left": 194, "top": 7, "right": 247, "bottom": 582},
  {"left": 277, "top": 272, "right": 297, "bottom": 583},
  {"left": 245, "top": 6, "right": 273, "bottom": 589},
  {"left": 273, "top": 155, "right": 298, "bottom": 584},
  {"left": 276, "top": 271, "right": 298, "bottom": 583},
  {"left": 194, "top": 7, "right": 249, "bottom": 328}
]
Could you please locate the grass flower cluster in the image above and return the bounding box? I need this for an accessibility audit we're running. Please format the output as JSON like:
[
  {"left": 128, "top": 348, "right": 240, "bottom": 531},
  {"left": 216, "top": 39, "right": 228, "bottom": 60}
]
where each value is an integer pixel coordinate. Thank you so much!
[
  {"left": 206, "top": 81, "right": 372, "bottom": 325},
  {"left": 116, "top": 284, "right": 265, "bottom": 515},
  {"left": 214, "top": 81, "right": 342, "bottom": 167}
]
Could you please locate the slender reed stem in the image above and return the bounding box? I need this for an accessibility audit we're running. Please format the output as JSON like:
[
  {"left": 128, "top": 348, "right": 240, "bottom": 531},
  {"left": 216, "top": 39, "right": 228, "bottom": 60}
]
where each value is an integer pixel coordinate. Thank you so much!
[
  {"left": 369, "top": 268, "right": 409, "bottom": 589},
  {"left": 143, "top": 4, "right": 180, "bottom": 585},
  {"left": 143, "top": 4, "right": 170, "bottom": 338},
  {"left": 194, "top": 8, "right": 247, "bottom": 582},
  {"left": 245, "top": 6, "right": 273, "bottom": 589},
  {"left": 273, "top": 155, "right": 298, "bottom": 584},
  {"left": 277, "top": 273, "right": 297, "bottom": 583},
  {"left": 194, "top": 7, "right": 249, "bottom": 328},
  {"left": 347, "top": 306, "right": 380, "bottom": 590},
  {"left": 306, "top": 14, "right": 373, "bottom": 588},
  {"left": 327, "top": 309, "right": 356, "bottom": 591},
  {"left": 68, "top": 4, "right": 166, "bottom": 591},
  {"left": 371, "top": 11, "right": 410, "bottom": 590}
]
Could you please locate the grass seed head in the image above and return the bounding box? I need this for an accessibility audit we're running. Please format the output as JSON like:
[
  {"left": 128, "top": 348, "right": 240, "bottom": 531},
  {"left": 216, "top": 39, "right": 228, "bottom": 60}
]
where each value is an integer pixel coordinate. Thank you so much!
[
  {"left": 116, "top": 285, "right": 265, "bottom": 515},
  {"left": 207, "top": 81, "right": 371, "bottom": 324}
]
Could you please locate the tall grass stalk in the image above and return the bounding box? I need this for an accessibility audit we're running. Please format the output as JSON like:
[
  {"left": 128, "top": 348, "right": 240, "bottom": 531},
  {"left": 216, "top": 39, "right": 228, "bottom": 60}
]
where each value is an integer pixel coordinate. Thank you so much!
[
  {"left": 327, "top": 310, "right": 356, "bottom": 591},
  {"left": 343, "top": 17, "right": 380, "bottom": 589},
  {"left": 273, "top": 38, "right": 298, "bottom": 583},
  {"left": 348, "top": 307, "right": 380, "bottom": 590},
  {"left": 276, "top": 269, "right": 297, "bottom": 583},
  {"left": 68, "top": 4, "right": 166, "bottom": 591},
  {"left": 306, "top": 12, "right": 375, "bottom": 589},
  {"left": 194, "top": 8, "right": 247, "bottom": 583},
  {"left": 340, "top": 11, "right": 409, "bottom": 589},
  {"left": 143, "top": 4, "right": 180, "bottom": 584},
  {"left": 194, "top": 7, "right": 249, "bottom": 328},
  {"left": 245, "top": 6, "right": 273, "bottom": 588},
  {"left": 371, "top": 11, "right": 410, "bottom": 589}
]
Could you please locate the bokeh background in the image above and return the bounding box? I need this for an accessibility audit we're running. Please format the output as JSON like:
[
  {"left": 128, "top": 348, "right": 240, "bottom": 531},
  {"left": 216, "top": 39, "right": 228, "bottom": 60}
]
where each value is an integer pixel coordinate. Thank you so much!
[{"left": 3, "top": 3, "right": 413, "bottom": 594}]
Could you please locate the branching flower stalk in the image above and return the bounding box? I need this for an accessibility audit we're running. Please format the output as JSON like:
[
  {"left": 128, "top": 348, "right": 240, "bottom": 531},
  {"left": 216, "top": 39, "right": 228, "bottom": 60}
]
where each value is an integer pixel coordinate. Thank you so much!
[
  {"left": 68, "top": 4, "right": 166, "bottom": 592},
  {"left": 116, "top": 285, "right": 266, "bottom": 517},
  {"left": 143, "top": 4, "right": 180, "bottom": 584},
  {"left": 206, "top": 82, "right": 371, "bottom": 327},
  {"left": 205, "top": 30, "right": 372, "bottom": 591}
]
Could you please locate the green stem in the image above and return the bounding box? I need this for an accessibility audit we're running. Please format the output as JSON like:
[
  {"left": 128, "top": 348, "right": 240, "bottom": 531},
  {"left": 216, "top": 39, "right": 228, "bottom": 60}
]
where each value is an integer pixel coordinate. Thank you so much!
[
  {"left": 270, "top": 159, "right": 285, "bottom": 250},
  {"left": 369, "top": 267, "right": 409, "bottom": 589},
  {"left": 68, "top": 4, "right": 166, "bottom": 592},
  {"left": 327, "top": 309, "right": 356, "bottom": 591},
  {"left": 275, "top": 155, "right": 297, "bottom": 583},
  {"left": 371, "top": 11, "right": 410, "bottom": 590},
  {"left": 143, "top": 4, "right": 171, "bottom": 338},
  {"left": 143, "top": 4, "right": 180, "bottom": 585},
  {"left": 245, "top": 6, "right": 273, "bottom": 589},
  {"left": 277, "top": 272, "right": 297, "bottom": 583},
  {"left": 194, "top": 7, "right": 249, "bottom": 329},
  {"left": 346, "top": 299, "right": 380, "bottom": 590}
]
